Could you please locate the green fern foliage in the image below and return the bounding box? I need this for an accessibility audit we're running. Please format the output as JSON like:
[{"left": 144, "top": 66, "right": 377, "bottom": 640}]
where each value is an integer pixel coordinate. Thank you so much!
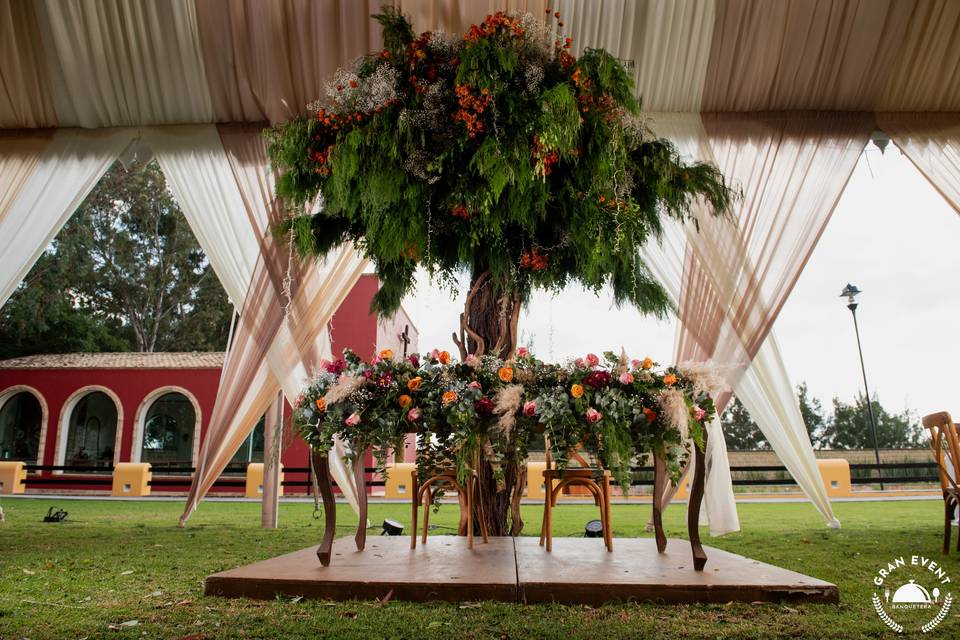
[{"left": 266, "top": 8, "right": 732, "bottom": 316}]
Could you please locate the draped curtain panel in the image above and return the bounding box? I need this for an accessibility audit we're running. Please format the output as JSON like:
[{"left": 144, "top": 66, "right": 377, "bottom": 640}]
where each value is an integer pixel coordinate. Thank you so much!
[
  {"left": 32, "top": 0, "right": 214, "bottom": 128},
  {"left": 0, "top": 0, "right": 58, "bottom": 128},
  {"left": 880, "top": 113, "right": 960, "bottom": 216},
  {"left": 0, "top": 128, "right": 131, "bottom": 307},
  {"left": 646, "top": 112, "right": 872, "bottom": 530},
  {"left": 166, "top": 125, "right": 368, "bottom": 524}
]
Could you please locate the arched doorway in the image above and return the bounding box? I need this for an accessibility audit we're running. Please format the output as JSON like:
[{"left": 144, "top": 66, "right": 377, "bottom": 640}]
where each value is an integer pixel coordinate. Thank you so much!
[
  {"left": 63, "top": 390, "right": 118, "bottom": 471},
  {"left": 139, "top": 392, "right": 197, "bottom": 473},
  {"left": 0, "top": 391, "right": 43, "bottom": 462}
]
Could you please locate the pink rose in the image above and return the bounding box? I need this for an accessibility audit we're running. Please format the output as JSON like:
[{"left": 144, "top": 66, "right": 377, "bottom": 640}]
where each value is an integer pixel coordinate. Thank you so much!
[
  {"left": 465, "top": 354, "right": 478, "bottom": 367},
  {"left": 694, "top": 405, "right": 706, "bottom": 421},
  {"left": 630, "top": 359, "right": 641, "bottom": 369},
  {"left": 516, "top": 347, "right": 529, "bottom": 357},
  {"left": 619, "top": 371, "right": 634, "bottom": 385},
  {"left": 371, "top": 355, "right": 383, "bottom": 364},
  {"left": 574, "top": 357, "right": 586, "bottom": 368},
  {"left": 407, "top": 407, "right": 422, "bottom": 422},
  {"left": 586, "top": 353, "right": 600, "bottom": 367},
  {"left": 431, "top": 348, "right": 441, "bottom": 359},
  {"left": 468, "top": 380, "right": 482, "bottom": 390},
  {"left": 344, "top": 413, "right": 361, "bottom": 426},
  {"left": 585, "top": 408, "right": 602, "bottom": 423},
  {"left": 523, "top": 401, "right": 537, "bottom": 417}
]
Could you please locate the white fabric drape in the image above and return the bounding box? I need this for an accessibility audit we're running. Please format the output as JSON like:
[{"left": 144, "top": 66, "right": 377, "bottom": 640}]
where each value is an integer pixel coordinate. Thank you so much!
[
  {"left": 558, "top": 0, "right": 715, "bottom": 113},
  {"left": 33, "top": 0, "right": 214, "bottom": 128},
  {"left": 640, "top": 114, "right": 738, "bottom": 535},
  {"left": 646, "top": 112, "right": 863, "bottom": 530},
  {"left": 142, "top": 126, "right": 366, "bottom": 523},
  {"left": 0, "top": 128, "right": 130, "bottom": 307},
  {"left": 880, "top": 114, "right": 960, "bottom": 216}
]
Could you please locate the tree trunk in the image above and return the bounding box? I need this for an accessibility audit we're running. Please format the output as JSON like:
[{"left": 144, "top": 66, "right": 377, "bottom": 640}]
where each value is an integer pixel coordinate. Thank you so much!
[{"left": 452, "top": 268, "right": 525, "bottom": 536}]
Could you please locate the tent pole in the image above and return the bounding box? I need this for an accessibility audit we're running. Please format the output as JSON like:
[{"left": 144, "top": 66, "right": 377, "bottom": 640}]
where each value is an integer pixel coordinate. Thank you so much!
[{"left": 261, "top": 390, "right": 283, "bottom": 529}]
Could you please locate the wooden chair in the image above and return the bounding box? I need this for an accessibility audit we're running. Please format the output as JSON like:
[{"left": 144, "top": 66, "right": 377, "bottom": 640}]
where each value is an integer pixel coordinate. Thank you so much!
[
  {"left": 410, "top": 467, "right": 489, "bottom": 549},
  {"left": 922, "top": 412, "right": 960, "bottom": 554},
  {"left": 539, "top": 438, "right": 613, "bottom": 552}
]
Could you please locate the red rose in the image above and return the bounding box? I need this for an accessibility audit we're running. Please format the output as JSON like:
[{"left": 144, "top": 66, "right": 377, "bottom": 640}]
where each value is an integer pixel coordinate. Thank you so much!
[{"left": 474, "top": 396, "right": 495, "bottom": 417}]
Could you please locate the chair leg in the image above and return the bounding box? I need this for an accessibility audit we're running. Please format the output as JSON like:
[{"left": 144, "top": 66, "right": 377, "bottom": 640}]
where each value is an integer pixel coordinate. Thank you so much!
[
  {"left": 410, "top": 472, "right": 419, "bottom": 550},
  {"left": 545, "top": 487, "right": 555, "bottom": 552},
  {"left": 955, "top": 500, "right": 960, "bottom": 553},
  {"left": 466, "top": 477, "right": 474, "bottom": 550},
  {"left": 422, "top": 485, "right": 431, "bottom": 545},
  {"left": 945, "top": 496, "right": 953, "bottom": 555},
  {"left": 602, "top": 474, "right": 613, "bottom": 552},
  {"left": 539, "top": 476, "right": 549, "bottom": 546}
]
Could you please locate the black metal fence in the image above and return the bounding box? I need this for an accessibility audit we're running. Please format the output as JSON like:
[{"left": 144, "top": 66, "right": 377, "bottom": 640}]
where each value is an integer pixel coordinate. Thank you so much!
[{"left": 15, "top": 462, "right": 938, "bottom": 492}]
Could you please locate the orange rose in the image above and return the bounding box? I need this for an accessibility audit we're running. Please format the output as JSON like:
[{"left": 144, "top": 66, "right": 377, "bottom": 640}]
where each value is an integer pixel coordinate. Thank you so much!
[
  {"left": 438, "top": 350, "right": 451, "bottom": 365},
  {"left": 663, "top": 373, "right": 677, "bottom": 386},
  {"left": 398, "top": 394, "right": 412, "bottom": 408},
  {"left": 380, "top": 348, "right": 394, "bottom": 360},
  {"left": 570, "top": 383, "right": 584, "bottom": 398},
  {"left": 498, "top": 366, "right": 514, "bottom": 382},
  {"left": 442, "top": 390, "right": 458, "bottom": 405},
  {"left": 315, "top": 397, "right": 327, "bottom": 412},
  {"left": 407, "top": 376, "right": 422, "bottom": 391},
  {"left": 641, "top": 357, "right": 653, "bottom": 370}
]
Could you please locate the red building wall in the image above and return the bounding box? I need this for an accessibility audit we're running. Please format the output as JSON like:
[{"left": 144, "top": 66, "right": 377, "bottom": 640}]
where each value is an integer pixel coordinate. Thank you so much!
[{"left": 0, "top": 275, "right": 419, "bottom": 494}]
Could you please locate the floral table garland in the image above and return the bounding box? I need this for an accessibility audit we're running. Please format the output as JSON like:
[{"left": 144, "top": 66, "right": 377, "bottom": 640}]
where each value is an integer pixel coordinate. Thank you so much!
[{"left": 293, "top": 349, "right": 725, "bottom": 493}]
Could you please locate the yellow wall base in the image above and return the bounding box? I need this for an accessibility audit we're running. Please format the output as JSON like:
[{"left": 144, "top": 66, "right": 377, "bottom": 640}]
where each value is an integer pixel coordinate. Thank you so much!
[
  {"left": 0, "top": 461, "right": 27, "bottom": 494},
  {"left": 111, "top": 463, "right": 152, "bottom": 497},
  {"left": 245, "top": 463, "right": 284, "bottom": 499}
]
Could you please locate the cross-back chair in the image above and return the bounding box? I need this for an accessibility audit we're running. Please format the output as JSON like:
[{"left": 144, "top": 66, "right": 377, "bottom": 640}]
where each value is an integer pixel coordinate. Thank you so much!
[
  {"left": 922, "top": 411, "right": 960, "bottom": 553},
  {"left": 539, "top": 436, "right": 613, "bottom": 552}
]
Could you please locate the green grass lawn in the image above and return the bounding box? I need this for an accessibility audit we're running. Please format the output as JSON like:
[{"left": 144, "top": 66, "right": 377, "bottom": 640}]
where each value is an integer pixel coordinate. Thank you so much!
[{"left": 0, "top": 497, "right": 957, "bottom": 639}]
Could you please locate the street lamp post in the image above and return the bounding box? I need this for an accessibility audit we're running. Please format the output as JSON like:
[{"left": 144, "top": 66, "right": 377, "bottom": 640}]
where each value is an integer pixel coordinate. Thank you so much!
[{"left": 840, "top": 283, "right": 884, "bottom": 490}]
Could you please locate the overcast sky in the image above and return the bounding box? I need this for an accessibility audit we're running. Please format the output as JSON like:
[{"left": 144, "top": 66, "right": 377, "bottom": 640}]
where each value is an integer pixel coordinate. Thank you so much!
[{"left": 403, "top": 145, "right": 960, "bottom": 418}]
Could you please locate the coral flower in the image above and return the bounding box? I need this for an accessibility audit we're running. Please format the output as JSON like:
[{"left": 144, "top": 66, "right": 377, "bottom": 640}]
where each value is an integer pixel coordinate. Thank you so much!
[
  {"left": 585, "top": 408, "right": 602, "bottom": 423},
  {"left": 570, "top": 383, "right": 584, "bottom": 398},
  {"left": 468, "top": 381, "right": 482, "bottom": 390},
  {"left": 345, "top": 413, "right": 361, "bottom": 426},
  {"left": 523, "top": 401, "right": 537, "bottom": 417},
  {"left": 641, "top": 357, "right": 654, "bottom": 370},
  {"left": 398, "top": 394, "right": 412, "bottom": 408},
  {"left": 442, "top": 390, "right": 458, "bottom": 405},
  {"left": 619, "top": 371, "right": 634, "bottom": 385},
  {"left": 380, "top": 348, "right": 394, "bottom": 360},
  {"left": 407, "top": 407, "right": 422, "bottom": 422},
  {"left": 516, "top": 347, "right": 529, "bottom": 357},
  {"left": 585, "top": 353, "right": 600, "bottom": 367},
  {"left": 663, "top": 373, "right": 677, "bottom": 386},
  {"left": 643, "top": 407, "right": 657, "bottom": 423},
  {"left": 694, "top": 405, "right": 706, "bottom": 421},
  {"left": 315, "top": 397, "right": 327, "bottom": 412},
  {"left": 498, "top": 366, "right": 514, "bottom": 382},
  {"left": 438, "top": 350, "right": 451, "bottom": 365},
  {"left": 407, "top": 376, "right": 423, "bottom": 391}
]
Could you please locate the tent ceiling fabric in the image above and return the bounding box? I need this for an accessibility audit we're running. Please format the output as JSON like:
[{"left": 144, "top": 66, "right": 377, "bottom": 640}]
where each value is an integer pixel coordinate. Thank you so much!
[{"left": 3, "top": 0, "right": 960, "bottom": 130}]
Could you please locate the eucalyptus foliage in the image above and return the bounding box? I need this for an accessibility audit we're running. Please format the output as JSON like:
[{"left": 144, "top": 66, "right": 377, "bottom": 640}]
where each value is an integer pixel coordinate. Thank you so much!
[{"left": 267, "top": 8, "right": 732, "bottom": 315}]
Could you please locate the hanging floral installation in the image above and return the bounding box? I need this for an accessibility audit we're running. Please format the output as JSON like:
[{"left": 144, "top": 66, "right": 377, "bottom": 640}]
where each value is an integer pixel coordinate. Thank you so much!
[
  {"left": 294, "top": 348, "right": 725, "bottom": 496},
  {"left": 269, "top": 7, "right": 734, "bottom": 535}
]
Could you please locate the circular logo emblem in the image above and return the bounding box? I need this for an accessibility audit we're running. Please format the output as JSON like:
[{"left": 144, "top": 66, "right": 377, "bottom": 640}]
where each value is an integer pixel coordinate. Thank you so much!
[{"left": 872, "top": 555, "right": 953, "bottom": 634}]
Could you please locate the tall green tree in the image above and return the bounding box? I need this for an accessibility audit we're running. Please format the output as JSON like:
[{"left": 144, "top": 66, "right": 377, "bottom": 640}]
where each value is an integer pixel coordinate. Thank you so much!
[
  {"left": 0, "top": 160, "right": 232, "bottom": 357},
  {"left": 721, "top": 396, "right": 768, "bottom": 450},
  {"left": 820, "top": 393, "right": 923, "bottom": 450},
  {"left": 797, "top": 382, "right": 828, "bottom": 448}
]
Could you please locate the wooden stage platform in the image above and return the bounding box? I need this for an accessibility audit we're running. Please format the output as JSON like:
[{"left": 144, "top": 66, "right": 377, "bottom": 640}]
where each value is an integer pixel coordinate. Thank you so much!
[{"left": 206, "top": 536, "right": 838, "bottom": 605}]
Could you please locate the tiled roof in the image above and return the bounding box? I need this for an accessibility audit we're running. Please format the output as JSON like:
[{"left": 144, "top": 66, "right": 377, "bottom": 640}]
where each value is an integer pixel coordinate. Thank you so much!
[{"left": 0, "top": 352, "right": 225, "bottom": 370}]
